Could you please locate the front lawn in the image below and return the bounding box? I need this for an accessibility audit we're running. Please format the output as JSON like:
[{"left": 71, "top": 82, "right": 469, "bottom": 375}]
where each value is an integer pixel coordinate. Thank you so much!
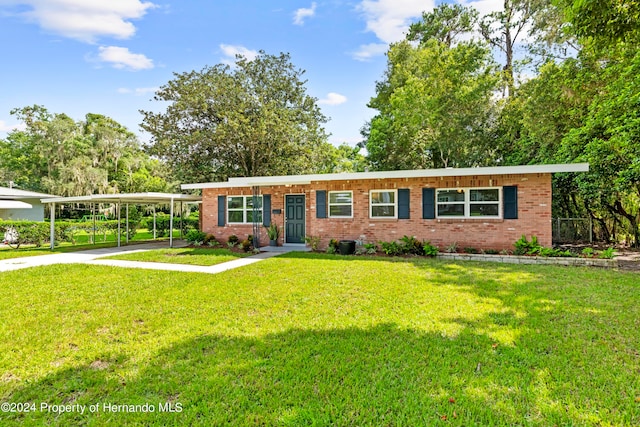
[
  {"left": 0, "top": 253, "right": 638, "bottom": 425},
  {"left": 103, "top": 247, "right": 250, "bottom": 266}
]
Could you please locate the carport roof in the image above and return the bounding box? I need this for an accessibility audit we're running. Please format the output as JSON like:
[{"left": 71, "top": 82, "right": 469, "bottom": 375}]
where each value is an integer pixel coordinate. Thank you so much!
[{"left": 41, "top": 192, "right": 201, "bottom": 204}]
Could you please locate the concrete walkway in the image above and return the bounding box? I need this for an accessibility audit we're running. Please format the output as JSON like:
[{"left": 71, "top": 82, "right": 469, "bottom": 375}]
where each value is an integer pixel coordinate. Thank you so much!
[{"left": 0, "top": 242, "right": 288, "bottom": 274}]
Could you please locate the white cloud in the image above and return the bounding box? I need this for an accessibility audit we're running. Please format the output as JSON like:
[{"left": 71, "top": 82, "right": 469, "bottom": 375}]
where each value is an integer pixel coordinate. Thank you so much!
[
  {"left": 118, "top": 87, "right": 158, "bottom": 95},
  {"left": 458, "top": 0, "right": 503, "bottom": 18},
  {"left": 219, "top": 44, "right": 259, "bottom": 65},
  {"left": 318, "top": 92, "right": 348, "bottom": 106},
  {"left": 0, "top": 120, "right": 25, "bottom": 133},
  {"left": 356, "top": 0, "right": 434, "bottom": 44},
  {"left": 293, "top": 2, "right": 317, "bottom": 26},
  {"left": 4, "top": 0, "right": 156, "bottom": 43},
  {"left": 97, "top": 46, "right": 154, "bottom": 70},
  {"left": 352, "top": 42, "right": 388, "bottom": 61}
]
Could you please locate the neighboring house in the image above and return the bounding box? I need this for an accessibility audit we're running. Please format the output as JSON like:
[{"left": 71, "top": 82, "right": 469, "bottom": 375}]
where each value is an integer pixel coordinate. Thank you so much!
[
  {"left": 182, "top": 163, "right": 589, "bottom": 250},
  {"left": 0, "top": 186, "right": 57, "bottom": 221}
]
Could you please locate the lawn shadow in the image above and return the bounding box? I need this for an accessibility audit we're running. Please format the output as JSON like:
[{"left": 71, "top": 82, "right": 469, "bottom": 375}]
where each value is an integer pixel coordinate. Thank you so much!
[{"left": 4, "top": 323, "right": 638, "bottom": 426}]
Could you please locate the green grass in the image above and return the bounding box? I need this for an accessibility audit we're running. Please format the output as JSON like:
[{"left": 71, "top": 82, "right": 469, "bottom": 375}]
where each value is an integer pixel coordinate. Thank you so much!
[
  {"left": 0, "top": 229, "right": 182, "bottom": 260},
  {"left": 103, "top": 247, "right": 249, "bottom": 266},
  {"left": 0, "top": 253, "right": 639, "bottom": 426}
]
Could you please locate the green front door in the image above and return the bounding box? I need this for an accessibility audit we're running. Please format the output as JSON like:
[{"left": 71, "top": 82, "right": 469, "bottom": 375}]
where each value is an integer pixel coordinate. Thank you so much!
[{"left": 285, "top": 195, "right": 305, "bottom": 243}]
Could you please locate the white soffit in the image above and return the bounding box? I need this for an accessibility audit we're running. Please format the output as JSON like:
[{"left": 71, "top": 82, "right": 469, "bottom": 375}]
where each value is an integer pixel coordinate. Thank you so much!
[{"left": 0, "top": 200, "right": 33, "bottom": 209}]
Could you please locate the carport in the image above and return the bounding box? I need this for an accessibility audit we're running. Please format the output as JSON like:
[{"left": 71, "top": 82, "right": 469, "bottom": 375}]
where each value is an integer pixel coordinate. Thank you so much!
[{"left": 41, "top": 193, "right": 201, "bottom": 250}]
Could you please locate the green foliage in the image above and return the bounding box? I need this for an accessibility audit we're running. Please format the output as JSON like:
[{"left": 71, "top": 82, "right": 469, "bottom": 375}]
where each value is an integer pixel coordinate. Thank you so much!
[
  {"left": 598, "top": 247, "right": 616, "bottom": 259},
  {"left": 266, "top": 224, "right": 280, "bottom": 240},
  {"left": 400, "top": 235, "right": 425, "bottom": 255},
  {"left": 185, "top": 230, "right": 207, "bottom": 244},
  {"left": 422, "top": 241, "right": 439, "bottom": 257},
  {"left": 581, "top": 247, "right": 595, "bottom": 257},
  {"left": 445, "top": 242, "right": 459, "bottom": 253},
  {"left": 380, "top": 241, "right": 403, "bottom": 256},
  {"left": 364, "top": 38, "right": 499, "bottom": 170},
  {"left": 0, "top": 106, "right": 173, "bottom": 196},
  {"left": 241, "top": 239, "right": 252, "bottom": 252},
  {"left": 513, "top": 235, "right": 541, "bottom": 256},
  {"left": 463, "top": 247, "right": 479, "bottom": 254},
  {"left": 228, "top": 235, "right": 239, "bottom": 245},
  {"left": 363, "top": 242, "right": 378, "bottom": 255},
  {"left": 304, "top": 235, "right": 321, "bottom": 251},
  {"left": 141, "top": 52, "right": 332, "bottom": 182}
]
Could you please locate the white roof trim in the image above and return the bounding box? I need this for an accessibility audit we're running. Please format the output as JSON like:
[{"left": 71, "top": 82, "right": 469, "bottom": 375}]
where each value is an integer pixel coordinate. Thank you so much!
[
  {"left": 41, "top": 192, "right": 201, "bottom": 204},
  {"left": 0, "top": 200, "right": 33, "bottom": 209},
  {"left": 181, "top": 163, "right": 589, "bottom": 190}
]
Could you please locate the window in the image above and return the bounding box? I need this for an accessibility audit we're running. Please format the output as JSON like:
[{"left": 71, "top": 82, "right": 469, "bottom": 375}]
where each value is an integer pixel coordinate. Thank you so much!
[
  {"left": 329, "top": 191, "right": 353, "bottom": 218},
  {"left": 227, "top": 195, "right": 263, "bottom": 223},
  {"left": 370, "top": 190, "right": 396, "bottom": 218},
  {"left": 436, "top": 188, "right": 500, "bottom": 218}
]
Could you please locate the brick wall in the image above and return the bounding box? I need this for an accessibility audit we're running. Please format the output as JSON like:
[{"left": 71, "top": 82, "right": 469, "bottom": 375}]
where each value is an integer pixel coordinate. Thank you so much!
[{"left": 201, "top": 173, "right": 553, "bottom": 251}]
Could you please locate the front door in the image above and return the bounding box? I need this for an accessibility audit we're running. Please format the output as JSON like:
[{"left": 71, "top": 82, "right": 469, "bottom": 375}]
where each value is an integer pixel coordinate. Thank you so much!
[{"left": 285, "top": 195, "right": 305, "bottom": 243}]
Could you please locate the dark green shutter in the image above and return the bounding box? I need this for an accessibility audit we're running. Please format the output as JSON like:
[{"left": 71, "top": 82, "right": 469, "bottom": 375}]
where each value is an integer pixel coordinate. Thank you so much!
[
  {"left": 217, "top": 195, "right": 226, "bottom": 226},
  {"left": 422, "top": 188, "right": 435, "bottom": 219},
  {"left": 503, "top": 186, "right": 518, "bottom": 219},
  {"left": 316, "top": 190, "right": 327, "bottom": 218},
  {"left": 398, "top": 189, "right": 410, "bottom": 219},
  {"left": 262, "top": 194, "right": 271, "bottom": 226}
]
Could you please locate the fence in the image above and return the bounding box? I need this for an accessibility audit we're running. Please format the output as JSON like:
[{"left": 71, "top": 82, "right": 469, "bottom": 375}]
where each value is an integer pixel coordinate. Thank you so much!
[{"left": 552, "top": 218, "right": 592, "bottom": 243}]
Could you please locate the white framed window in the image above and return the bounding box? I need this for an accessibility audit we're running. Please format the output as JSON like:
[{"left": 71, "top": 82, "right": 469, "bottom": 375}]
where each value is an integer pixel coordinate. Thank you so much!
[
  {"left": 228, "top": 195, "right": 263, "bottom": 223},
  {"left": 329, "top": 191, "right": 353, "bottom": 218},
  {"left": 436, "top": 188, "right": 500, "bottom": 218},
  {"left": 370, "top": 189, "right": 397, "bottom": 218}
]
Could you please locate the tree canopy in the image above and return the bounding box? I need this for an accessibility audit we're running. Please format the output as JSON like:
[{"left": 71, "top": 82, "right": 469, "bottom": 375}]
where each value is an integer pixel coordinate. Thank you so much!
[
  {"left": 0, "top": 105, "right": 173, "bottom": 196},
  {"left": 141, "top": 52, "right": 332, "bottom": 183}
]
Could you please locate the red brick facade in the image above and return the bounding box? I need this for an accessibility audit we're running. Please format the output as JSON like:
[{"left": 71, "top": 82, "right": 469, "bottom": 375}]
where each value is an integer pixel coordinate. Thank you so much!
[{"left": 200, "top": 172, "right": 553, "bottom": 251}]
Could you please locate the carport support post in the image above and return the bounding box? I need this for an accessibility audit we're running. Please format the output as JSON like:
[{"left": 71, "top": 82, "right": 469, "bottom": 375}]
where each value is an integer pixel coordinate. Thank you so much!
[
  {"left": 169, "top": 198, "right": 174, "bottom": 248},
  {"left": 92, "top": 202, "right": 96, "bottom": 245},
  {"left": 125, "top": 204, "right": 129, "bottom": 244},
  {"left": 153, "top": 205, "right": 157, "bottom": 240},
  {"left": 49, "top": 202, "right": 56, "bottom": 250},
  {"left": 117, "top": 203, "right": 121, "bottom": 247},
  {"left": 180, "top": 201, "right": 184, "bottom": 239}
]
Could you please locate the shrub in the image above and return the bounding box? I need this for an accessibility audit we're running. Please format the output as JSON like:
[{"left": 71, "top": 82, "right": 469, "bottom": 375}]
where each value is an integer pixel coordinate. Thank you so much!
[
  {"left": 363, "top": 242, "right": 378, "bottom": 255},
  {"left": 598, "top": 247, "right": 615, "bottom": 259},
  {"left": 445, "top": 242, "right": 459, "bottom": 253},
  {"left": 0, "top": 221, "right": 50, "bottom": 248},
  {"left": 423, "top": 241, "right": 439, "bottom": 257},
  {"left": 228, "top": 235, "right": 239, "bottom": 245},
  {"left": 581, "top": 247, "right": 595, "bottom": 257},
  {"left": 514, "top": 235, "right": 541, "bottom": 255},
  {"left": 241, "top": 239, "right": 252, "bottom": 252},
  {"left": 463, "top": 247, "right": 478, "bottom": 254},
  {"left": 328, "top": 239, "right": 339, "bottom": 252},
  {"left": 203, "top": 233, "right": 217, "bottom": 245},
  {"left": 380, "top": 241, "right": 403, "bottom": 256},
  {"left": 185, "top": 230, "right": 207, "bottom": 244},
  {"left": 400, "top": 235, "right": 425, "bottom": 255},
  {"left": 304, "top": 236, "right": 321, "bottom": 251},
  {"left": 483, "top": 249, "right": 499, "bottom": 255}
]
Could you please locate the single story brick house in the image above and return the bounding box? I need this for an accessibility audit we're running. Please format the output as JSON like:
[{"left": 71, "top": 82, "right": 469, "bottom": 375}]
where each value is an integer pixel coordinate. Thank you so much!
[{"left": 182, "top": 163, "right": 589, "bottom": 250}]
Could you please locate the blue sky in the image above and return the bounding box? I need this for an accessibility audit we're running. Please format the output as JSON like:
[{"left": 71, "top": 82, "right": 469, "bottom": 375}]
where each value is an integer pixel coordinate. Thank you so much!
[{"left": 0, "top": 0, "right": 502, "bottom": 146}]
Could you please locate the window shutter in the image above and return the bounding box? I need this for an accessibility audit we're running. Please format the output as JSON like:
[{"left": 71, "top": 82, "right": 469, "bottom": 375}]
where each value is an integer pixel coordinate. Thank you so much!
[
  {"left": 422, "top": 188, "right": 435, "bottom": 219},
  {"left": 262, "top": 194, "right": 271, "bottom": 226},
  {"left": 316, "top": 190, "right": 327, "bottom": 218},
  {"left": 503, "top": 186, "right": 518, "bottom": 219},
  {"left": 217, "top": 196, "right": 226, "bottom": 226},
  {"left": 398, "top": 189, "right": 410, "bottom": 219}
]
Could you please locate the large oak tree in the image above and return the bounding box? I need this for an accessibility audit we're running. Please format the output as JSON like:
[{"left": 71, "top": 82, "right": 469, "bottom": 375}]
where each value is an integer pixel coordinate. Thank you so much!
[{"left": 140, "top": 52, "right": 331, "bottom": 183}]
